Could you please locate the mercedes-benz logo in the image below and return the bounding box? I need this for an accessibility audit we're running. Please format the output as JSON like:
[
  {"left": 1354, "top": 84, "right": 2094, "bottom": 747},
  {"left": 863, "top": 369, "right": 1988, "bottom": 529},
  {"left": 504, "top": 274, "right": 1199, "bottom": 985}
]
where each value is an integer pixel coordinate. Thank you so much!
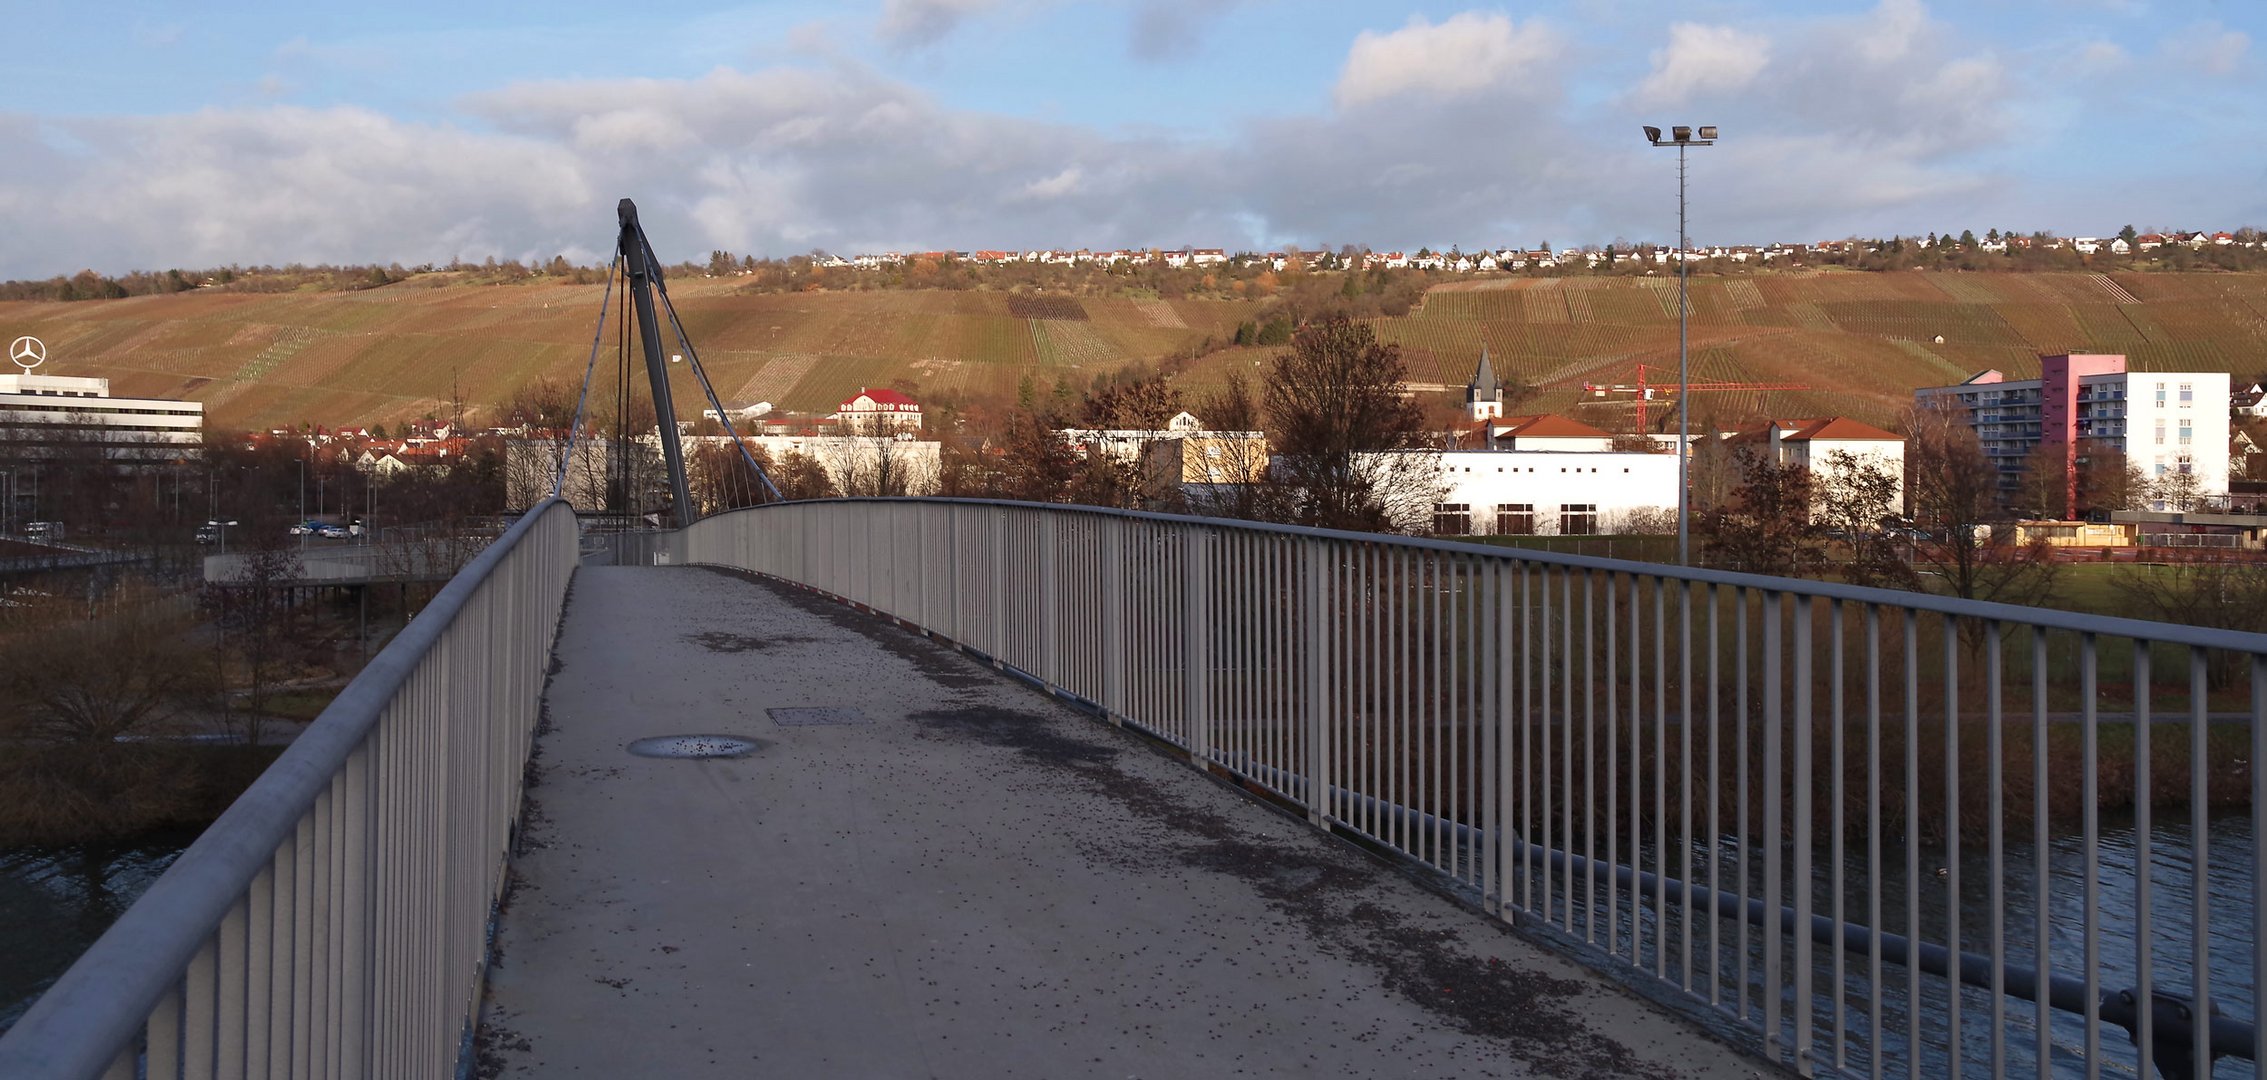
[{"left": 8, "top": 336, "right": 44, "bottom": 371}]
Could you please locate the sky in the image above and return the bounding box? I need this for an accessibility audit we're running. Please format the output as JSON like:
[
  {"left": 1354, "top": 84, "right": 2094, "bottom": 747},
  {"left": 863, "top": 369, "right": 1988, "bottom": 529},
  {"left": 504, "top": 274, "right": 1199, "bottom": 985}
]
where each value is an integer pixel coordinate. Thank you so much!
[{"left": 3, "top": 0, "right": 2263, "bottom": 279}]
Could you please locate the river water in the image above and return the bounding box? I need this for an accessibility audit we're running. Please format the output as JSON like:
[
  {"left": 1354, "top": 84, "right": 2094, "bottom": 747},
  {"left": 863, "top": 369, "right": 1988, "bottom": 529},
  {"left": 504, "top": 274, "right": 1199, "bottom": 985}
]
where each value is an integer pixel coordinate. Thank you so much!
[
  {"left": 1554, "top": 811, "right": 2258, "bottom": 1078},
  {"left": 0, "top": 833, "right": 194, "bottom": 1037}
]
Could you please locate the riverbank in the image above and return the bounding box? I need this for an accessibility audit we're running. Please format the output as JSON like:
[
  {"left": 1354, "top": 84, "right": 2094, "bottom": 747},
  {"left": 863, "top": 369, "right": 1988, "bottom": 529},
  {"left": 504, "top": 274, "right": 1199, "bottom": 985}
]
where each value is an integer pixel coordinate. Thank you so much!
[{"left": 0, "top": 741, "right": 280, "bottom": 848}]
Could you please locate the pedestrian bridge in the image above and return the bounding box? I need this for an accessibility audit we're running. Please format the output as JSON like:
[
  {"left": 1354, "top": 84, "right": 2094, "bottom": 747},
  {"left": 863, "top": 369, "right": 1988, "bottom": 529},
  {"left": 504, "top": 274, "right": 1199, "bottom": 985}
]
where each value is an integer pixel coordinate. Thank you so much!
[{"left": 2, "top": 498, "right": 2261, "bottom": 1079}]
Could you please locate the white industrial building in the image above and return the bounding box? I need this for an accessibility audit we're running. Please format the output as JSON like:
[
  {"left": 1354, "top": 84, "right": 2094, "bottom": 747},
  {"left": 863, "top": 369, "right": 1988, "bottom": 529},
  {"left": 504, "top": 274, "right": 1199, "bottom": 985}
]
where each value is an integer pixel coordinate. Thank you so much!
[
  {"left": 1361, "top": 446, "right": 1679, "bottom": 536},
  {"left": 0, "top": 372, "right": 203, "bottom": 462}
]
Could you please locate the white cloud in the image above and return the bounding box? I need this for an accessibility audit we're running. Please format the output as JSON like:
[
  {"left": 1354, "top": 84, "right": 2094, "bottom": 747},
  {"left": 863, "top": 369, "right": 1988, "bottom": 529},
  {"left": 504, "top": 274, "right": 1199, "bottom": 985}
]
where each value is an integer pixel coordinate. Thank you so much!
[
  {"left": 1630, "top": 23, "right": 1770, "bottom": 107},
  {"left": 1019, "top": 166, "right": 1084, "bottom": 200},
  {"left": 1334, "top": 13, "right": 1561, "bottom": 108},
  {"left": 2158, "top": 21, "right": 2250, "bottom": 76},
  {"left": 876, "top": 0, "right": 1002, "bottom": 47},
  {"left": 0, "top": 106, "right": 593, "bottom": 276},
  {"left": 4, "top": 1, "right": 2262, "bottom": 281}
]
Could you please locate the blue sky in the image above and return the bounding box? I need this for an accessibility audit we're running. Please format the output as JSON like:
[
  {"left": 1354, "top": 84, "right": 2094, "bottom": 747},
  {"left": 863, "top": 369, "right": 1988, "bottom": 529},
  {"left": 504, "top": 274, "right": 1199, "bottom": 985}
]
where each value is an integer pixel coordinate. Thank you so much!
[{"left": 4, "top": 0, "right": 2263, "bottom": 277}]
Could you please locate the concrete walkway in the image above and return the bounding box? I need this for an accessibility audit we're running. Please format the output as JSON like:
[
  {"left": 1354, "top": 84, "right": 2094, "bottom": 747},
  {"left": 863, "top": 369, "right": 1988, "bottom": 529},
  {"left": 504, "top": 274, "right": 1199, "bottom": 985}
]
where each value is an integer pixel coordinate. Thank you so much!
[{"left": 477, "top": 566, "right": 1765, "bottom": 1079}]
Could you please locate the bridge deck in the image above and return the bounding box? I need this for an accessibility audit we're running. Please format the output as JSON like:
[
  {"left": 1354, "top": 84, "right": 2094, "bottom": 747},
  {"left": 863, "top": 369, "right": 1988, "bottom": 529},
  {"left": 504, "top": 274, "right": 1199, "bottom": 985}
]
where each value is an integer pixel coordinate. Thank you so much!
[{"left": 478, "top": 565, "right": 1756, "bottom": 1078}]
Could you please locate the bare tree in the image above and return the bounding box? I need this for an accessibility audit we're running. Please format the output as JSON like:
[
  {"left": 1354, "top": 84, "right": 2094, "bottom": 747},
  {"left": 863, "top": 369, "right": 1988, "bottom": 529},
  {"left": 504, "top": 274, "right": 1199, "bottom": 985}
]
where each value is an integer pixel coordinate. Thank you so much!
[
  {"left": 2015, "top": 442, "right": 2071, "bottom": 520},
  {"left": 222, "top": 539, "right": 308, "bottom": 747},
  {"left": 1171, "top": 373, "right": 1283, "bottom": 520},
  {"left": 1263, "top": 316, "right": 1438, "bottom": 532},
  {"left": 826, "top": 416, "right": 934, "bottom": 497},
  {"left": 687, "top": 440, "right": 775, "bottom": 514},
  {"left": 1814, "top": 449, "right": 1918, "bottom": 589},
  {"left": 1904, "top": 405, "right": 2059, "bottom": 609},
  {"left": 1696, "top": 448, "right": 1820, "bottom": 575},
  {"left": 2150, "top": 468, "right": 2205, "bottom": 511},
  {"left": 0, "top": 583, "right": 210, "bottom": 744},
  {"left": 991, "top": 407, "right": 1080, "bottom": 502},
  {"left": 500, "top": 377, "right": 584, "bottom": 509},
  {"left": 2075, "top": 448, "right": 2150, "bottom": 517}
]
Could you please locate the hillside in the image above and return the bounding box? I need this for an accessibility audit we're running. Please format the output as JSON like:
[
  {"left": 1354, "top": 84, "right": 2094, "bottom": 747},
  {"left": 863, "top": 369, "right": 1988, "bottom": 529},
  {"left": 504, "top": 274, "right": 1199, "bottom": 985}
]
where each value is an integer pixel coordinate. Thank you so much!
[{"left": 5, "top": 271, "right": 2267, "bottom": 432}]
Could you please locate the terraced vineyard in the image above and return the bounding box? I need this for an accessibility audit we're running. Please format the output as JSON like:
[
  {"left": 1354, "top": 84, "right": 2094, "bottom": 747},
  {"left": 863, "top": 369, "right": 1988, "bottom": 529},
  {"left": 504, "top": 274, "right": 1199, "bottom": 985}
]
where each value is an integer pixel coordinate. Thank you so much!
[{"left": 6, "top": 271, "right": 2267, "bottom": 431}]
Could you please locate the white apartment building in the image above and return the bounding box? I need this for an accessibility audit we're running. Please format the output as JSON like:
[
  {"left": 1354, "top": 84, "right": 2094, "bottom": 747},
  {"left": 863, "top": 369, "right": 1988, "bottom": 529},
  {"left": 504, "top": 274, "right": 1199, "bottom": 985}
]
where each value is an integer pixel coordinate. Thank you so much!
[{"left": 1914, "top": 353, "right": 2229, "bottom": 507}]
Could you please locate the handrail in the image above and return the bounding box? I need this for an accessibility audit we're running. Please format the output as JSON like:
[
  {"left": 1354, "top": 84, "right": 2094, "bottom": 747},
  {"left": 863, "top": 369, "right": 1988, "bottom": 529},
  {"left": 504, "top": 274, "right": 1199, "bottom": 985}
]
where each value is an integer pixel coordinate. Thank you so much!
[
  {"left": 677, "top": 496, "right": 2267, "bottom": 1079},
  {"left": 716, "top": 496, "right": 2267, "bottom": 655},
  {"left": 0, "top": 498, "right": 578, "bottom": 1080},
  {"left": 1222, "top": 755, "right": 2256, "bottom": 1072}
]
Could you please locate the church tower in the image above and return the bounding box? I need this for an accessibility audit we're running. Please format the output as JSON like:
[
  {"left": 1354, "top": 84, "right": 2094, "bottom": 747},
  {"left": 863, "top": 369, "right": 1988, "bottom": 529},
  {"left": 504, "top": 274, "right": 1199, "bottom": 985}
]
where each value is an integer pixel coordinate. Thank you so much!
[{"left": 1466, "top": 346, "right": 1503, "bottom": 421}]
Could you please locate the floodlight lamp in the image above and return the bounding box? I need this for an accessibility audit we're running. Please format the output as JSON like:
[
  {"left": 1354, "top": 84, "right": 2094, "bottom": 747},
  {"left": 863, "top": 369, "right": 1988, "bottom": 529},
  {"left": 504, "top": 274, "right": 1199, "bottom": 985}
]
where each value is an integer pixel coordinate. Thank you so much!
[
  {"left": 1643, "top": 126, "right": 1662, "bottom": 144},
  {"left": 1698, "top": 125, "right": 1718, "bottom": 140},
  {"left": 1672, "top": 125, "right": 1692, "bottom": 142}
]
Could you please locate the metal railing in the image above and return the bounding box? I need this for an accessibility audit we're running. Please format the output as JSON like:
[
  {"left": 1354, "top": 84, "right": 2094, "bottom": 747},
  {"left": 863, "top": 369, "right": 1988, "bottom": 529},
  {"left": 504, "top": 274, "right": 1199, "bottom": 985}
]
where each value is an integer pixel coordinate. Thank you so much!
[
  {"left": 678, "top": 498, "right": 2265, "bottom": 1079},
  {"left": 0, "top": 499, "right": 578, "bottom": 1080}
]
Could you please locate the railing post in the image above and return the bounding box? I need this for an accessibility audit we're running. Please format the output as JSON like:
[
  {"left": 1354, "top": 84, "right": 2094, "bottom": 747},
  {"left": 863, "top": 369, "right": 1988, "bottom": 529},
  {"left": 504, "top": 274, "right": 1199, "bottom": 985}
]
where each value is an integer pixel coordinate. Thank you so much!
[
  {"left": 1303, "top": 538, "right": 1331, "bottom": 827},
  {"left": 1102, "top": 519, "right": 1126, "bottom": 726},
  {"left": 1182, "top": 526, "right": 1210, "bottom": 767},
  {"left": 990, "top": 509, "right": 1008, "bottom": 663},
  {"left": 1040, "top": 513, "right": 1060, "bottom": 689}
]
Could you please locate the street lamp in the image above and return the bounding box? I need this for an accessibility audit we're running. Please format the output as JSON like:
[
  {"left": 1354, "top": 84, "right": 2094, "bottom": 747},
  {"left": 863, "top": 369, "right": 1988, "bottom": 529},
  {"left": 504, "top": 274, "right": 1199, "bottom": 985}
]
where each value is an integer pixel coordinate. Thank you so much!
[
  {"left": 297, "top": 458, "right": 307, "bottom": 551},
  {"left": 1644, "top": 123, "right": 1717, "bottom": 566}
]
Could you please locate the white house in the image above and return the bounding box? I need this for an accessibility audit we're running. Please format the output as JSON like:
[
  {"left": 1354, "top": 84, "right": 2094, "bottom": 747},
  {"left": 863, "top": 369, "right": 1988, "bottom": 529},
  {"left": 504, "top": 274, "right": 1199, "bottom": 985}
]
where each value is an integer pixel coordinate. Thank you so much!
[
  {"left": 836, "top": 387, "right": 923, "bottom": 432},
  {"left": 2232, "top": 384, "right": 2267, "bottom": 420},
  {"left": 1058, "top": 410, "right": 1223, "bottom": 462},
  {"left": 1736, "top": 416, "right": 1908, "bottom": 510}
]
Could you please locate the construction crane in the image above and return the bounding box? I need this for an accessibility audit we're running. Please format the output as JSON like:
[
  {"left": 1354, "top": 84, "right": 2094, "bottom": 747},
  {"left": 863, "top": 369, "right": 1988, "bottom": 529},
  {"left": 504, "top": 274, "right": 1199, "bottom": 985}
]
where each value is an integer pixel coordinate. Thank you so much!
[{"left": 1578, "top": 363, "right": 1809, "bottom": 433}]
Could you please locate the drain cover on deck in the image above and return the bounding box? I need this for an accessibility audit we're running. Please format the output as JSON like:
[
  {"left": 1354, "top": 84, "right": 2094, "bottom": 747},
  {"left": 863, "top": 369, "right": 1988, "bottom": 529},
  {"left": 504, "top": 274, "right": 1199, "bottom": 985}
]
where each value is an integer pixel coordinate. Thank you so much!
[
  {"left": 626, "top": 734, "right": 761, "bottom": 759},
  {"left": 767, "top": 707, "right": 869, "bottom": 727}
]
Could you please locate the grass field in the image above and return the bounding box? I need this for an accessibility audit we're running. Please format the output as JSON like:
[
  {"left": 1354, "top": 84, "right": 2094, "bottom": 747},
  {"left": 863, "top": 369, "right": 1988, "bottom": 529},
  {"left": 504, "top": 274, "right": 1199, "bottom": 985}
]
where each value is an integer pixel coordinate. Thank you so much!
[{"left": 8, "top": 271, "right": 2267, "bottom": 431}]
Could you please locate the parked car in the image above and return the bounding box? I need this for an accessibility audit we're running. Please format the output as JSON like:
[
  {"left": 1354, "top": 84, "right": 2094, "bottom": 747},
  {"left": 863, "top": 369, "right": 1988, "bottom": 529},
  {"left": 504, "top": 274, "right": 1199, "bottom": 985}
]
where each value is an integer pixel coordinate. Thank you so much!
[
  {"left": 22, "top": 521, "right": 61, "bottom": 540},
  {"left": 313, "top": 523, "right": 350, "bottom": 539},
  {"left": 194, "top": 523, "right": 222, "bottom": 545}
]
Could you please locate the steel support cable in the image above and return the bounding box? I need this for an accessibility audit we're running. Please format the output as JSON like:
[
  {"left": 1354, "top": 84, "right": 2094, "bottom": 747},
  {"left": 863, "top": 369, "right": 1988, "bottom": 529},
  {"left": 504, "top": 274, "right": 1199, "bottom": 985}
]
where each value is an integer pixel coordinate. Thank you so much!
[
  {"left": 554, "top": 250, "right": 623, "bottom": 498},
  {"left": 644, "top": 234, "right": 784, "bottom": 504}
]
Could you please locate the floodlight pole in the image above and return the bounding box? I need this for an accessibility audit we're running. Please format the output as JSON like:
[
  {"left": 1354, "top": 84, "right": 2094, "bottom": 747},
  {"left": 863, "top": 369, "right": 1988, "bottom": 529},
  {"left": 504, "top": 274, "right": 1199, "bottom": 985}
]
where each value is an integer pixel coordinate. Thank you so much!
[
  {"left": 1646, "top": 124, "right": 1715, "bottom": 566},
  {"left": 1677, "top": 141, "right": 1690, "bottom": 566}
]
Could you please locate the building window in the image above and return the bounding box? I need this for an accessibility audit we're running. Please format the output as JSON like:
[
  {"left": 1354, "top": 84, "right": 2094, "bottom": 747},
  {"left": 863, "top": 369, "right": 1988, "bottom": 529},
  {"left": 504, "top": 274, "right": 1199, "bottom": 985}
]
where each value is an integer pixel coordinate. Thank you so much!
[
  {"left": 1560, "top": 504, "right": 1599, "bottom": 536},
  {"left": 1432, "top": 502, "right": 1472, "bottom": 535},
  {"left": 2156, "top": 384, "right": 2167, "bottom": 406},
  {"left": 2155, "top": 419, "right": 2166, "bottom": 445},
  {"left": 2179, "top": 382, "right": 2193, "bottom": 405},
  {"left": 2179, "top": 419, "right": 2192, "bottom": 446},
  {"left": 1495, "top": 503, "right": 1535, "bottom": 535}
]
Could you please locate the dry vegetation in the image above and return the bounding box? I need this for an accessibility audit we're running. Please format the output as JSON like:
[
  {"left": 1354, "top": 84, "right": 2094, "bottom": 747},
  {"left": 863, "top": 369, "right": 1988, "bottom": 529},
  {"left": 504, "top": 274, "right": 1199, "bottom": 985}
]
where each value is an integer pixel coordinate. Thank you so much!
[{"left": 6, "top": 270, "right": 2267, "bottom": 433}]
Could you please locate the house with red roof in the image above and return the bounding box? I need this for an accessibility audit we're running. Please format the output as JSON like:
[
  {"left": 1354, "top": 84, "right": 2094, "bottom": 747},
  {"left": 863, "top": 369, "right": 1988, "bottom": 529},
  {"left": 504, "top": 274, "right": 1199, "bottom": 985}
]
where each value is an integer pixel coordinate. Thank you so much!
[
  {"left": 1486, "top": 413, "right": 1617, "bottom": 452},
  {"left": 1735, "top": 416, "right": 1907, "bottom": 507},
  {"left": 837, "top": 387, "right": 924, "bottom": 433}
]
